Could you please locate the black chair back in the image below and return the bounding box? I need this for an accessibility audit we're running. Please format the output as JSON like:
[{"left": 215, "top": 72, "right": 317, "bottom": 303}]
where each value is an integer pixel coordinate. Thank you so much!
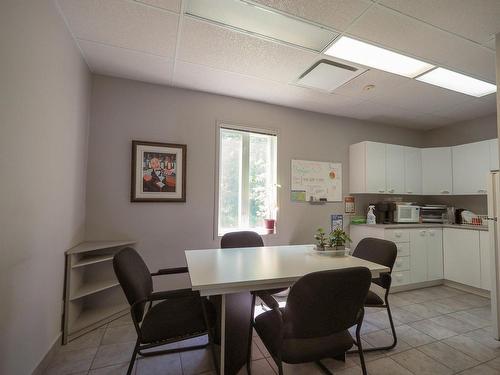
[
  {"left": 113, "top": 247, "right": 153, "bottom": 322},
  {"left": 221, "top": 231, "right": 264, "bottom": 248},
  {"left": 283, "top": 267, "right": 371, "bottom": 339}
]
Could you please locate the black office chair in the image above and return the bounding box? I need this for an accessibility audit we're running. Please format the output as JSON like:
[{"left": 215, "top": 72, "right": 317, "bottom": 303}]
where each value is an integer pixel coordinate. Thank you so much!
[
  {"left": 113, "top": 247, "right": 215, "bottom": 375},
  {"left": 252, "top": 267, "right": 372, "bottom": 375},
  {"left": 352, "top": 237, "right": 398, "bottom": 351}
]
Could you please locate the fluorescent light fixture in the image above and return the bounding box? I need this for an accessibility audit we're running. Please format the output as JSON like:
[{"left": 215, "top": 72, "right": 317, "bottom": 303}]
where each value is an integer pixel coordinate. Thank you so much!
[
  {"left": 296, "top": 60, "right": 366, "bottom": 92},
  {"left": 416, "top": 67, "right": 497, "bottom": 97},
  {"left": 324, "top": 36, "right": 434, "bottom": 78},
  {"left": 185, "top": 0, "right": 338, "bottom": 51}
]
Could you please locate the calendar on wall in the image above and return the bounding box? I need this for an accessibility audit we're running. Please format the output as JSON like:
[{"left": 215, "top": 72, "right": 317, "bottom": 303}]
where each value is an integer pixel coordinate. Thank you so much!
[{"left": 291, "top": 159, "right": 342, "bottom": 202}]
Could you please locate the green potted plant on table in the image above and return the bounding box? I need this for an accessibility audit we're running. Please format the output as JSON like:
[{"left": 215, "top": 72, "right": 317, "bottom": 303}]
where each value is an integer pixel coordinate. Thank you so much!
[
  {"left": 314, "top": 228, "right": 329, "bottom": 250},
  {"left": 329, "top": 227, "right": 352, "bottom": 250}
]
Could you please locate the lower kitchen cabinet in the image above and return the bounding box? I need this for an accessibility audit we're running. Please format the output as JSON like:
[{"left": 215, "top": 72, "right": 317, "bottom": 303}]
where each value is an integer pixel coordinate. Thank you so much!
[
  {"left": 480, "top": 231, "right": 491, "bottom": 290},
  {"left": 443, "top": 228, "right": 481, "bottom": 288},
  {"left": 409, "top": 228, "right": 443, "bottom": 283}
]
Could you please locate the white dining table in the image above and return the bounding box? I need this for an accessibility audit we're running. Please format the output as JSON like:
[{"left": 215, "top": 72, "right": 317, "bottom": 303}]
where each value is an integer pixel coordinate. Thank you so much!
[{"left": 185, "top": 244, "right": 390, "bottom": 375}]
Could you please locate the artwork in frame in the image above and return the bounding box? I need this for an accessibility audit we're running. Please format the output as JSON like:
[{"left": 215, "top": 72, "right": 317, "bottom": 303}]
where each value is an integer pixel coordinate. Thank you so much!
[{"left": 131, "top": 140, "right": 186, "bottom": 202}]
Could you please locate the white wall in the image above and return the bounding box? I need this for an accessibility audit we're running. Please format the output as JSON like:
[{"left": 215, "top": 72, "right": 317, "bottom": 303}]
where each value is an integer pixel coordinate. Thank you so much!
[
  {"left": 0, "top": 1, "right": 91, "bottom": 373},
  {"left": 86, "top": 75, "right": 424, "bottom": 289}
]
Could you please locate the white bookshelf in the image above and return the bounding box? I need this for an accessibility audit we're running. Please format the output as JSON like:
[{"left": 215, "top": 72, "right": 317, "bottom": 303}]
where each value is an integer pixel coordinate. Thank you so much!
[{"left": 63, "top": 240, "right": 136, "bottom": 344}]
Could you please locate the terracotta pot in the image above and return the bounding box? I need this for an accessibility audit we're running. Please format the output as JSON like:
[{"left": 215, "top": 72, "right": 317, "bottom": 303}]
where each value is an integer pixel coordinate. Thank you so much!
[{"left": 264, "top": 219, "right": 275, "bottom": 234}]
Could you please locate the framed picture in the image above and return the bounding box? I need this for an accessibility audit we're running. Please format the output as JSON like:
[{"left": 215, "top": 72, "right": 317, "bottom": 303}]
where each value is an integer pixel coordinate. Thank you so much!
[{"left": 131, "top": 140, "right": 186, "bottom": 202}]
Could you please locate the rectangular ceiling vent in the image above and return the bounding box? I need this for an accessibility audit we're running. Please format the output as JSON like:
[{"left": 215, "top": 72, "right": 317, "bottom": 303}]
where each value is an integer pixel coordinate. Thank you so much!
[{"left": 295, "top": 60, "right": 367, "bottom": 92}]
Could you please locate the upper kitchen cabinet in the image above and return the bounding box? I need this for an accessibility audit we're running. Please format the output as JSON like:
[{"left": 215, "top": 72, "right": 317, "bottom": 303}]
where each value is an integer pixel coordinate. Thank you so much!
[
  {"left": 404, "top": 147, "right": 422, "bottom": 195},
  {"left": 421, "top": 147, "right": 453, "bottom": 195},
  {"left": 490, "top": 139, "right": 499, "bottom": 171},
  {"left": 386, "top": 144, "right": 405, "bottom": 194},
  {"left": 452, "top": 140, "right": 490, "bottom": 194},
  {"left": 349, "top": 141, "right": 386, "bottom": 194}
]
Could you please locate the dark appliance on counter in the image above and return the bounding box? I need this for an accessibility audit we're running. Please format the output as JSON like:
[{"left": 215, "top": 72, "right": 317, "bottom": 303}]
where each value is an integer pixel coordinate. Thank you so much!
[
  {"left": 455, "top": 208, "right": 466, "bottom": 224},
  {"left": 374, "top": 202, "right": 396, "bottom": 224},
  {"left": 421, "top": 205, "right": 448, "bottom": 223}
]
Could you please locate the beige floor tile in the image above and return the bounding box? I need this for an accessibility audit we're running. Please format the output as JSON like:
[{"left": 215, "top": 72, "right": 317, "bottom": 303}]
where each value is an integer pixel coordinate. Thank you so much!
[
  {"left": 361, "top": 330, "right": 410, "bottom": 354},
  {"left": 409, "top": 319, "right": 459, "bottom": 340},
  {"left": 180, "top": 348, "right": 214, "bottom": 375},
  {"left": 448, "top": 310, "right": 491, "bottom": 329},
  {"left": 44, "top": 347, "right": 97, "bottom": 375},
  {"left": 454, "top": 294, "right": 490, "bottom": 308},
  {"left": 333, "top": 366, "right": 363, "bottom": 375},
  {"left": 390, "top": 306, "right": 425, "bottom": 323},
  {"left": 347, "top": 340, "right": 387, "bottom": 364},
  {"left": 387, "top": 324, "right": 435, "bottom": 347},
  {"left": 400, "top": 302, "right": 445, "bottom": 318},
  {"left": 431, "top": 297, "right": 476, "bottom": 312},
  {"left": 281, "top": 361, "right": 324, "bottom": 374},
  {"left": 458, "top": 363, "right": 500, "bottom": 375},
  {"left": 253, "top": 335, "right": 271, "bottom": 358},
  {"left": 92, "top": 342, "right": 136, "bottom": 369},
  {"left": 364, "top": 311, "right": 403, "bottom": 330},
  {"left": 467, "top": 306, "right": 493, "bottom": 321},
  {"left": 365, "top": 357, "right": 413, "bottom": 375},
  {"left": 391, "top": 348, "right": 453, "bottom": 375},
  {"left": 322, "top": 356, "right": 358, "bottom": 372},
  {"left": 417, "top": 341, "right": 479, "bottom": 372},
  {"left": 89, "top": 363, "right": 134, "bottom": 375},
  {"left": 107, "top": 314, "right": 133, "bottom": 327},
  {"left": 443, "top": 334, "right": 498, "bottom": 362},
  {"left": 251, "top": 342, "right": 264, "bottom": 360},
  {"left": 135, "top": 353, "right": 182, "bottom": 375},
  {"left": 247, "top": 358, "right": 278, "bottom": 374},
  {"left": 101, "top": 325, "right": 137, "bottom": 345},
  {"left": 485, "top": 356, "right": 500, "bottom": 370},
  {"left": 464, "top": 328, "right": 500, "bottom": 351},
  {"left": 429, "top": 315, "right": 478, "bottom": 334},
  {"left": 349, "top": 321, "right": 381, "bottom": 336},
  {"left": 59, "top": 328, "right": 105, "bottom": 352},
  {"left": 388, "top": 293, "right": 414, "bottom": 307}
]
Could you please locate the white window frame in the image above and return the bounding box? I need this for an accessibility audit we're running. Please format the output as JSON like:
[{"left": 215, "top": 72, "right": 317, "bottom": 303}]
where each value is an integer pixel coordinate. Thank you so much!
[{"left": 214, "top": 121, "right": 279, "bottom": 239}]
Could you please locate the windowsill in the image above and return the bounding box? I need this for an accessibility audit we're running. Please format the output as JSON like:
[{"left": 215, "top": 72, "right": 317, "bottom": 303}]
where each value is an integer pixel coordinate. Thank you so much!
[{"left": 217, "top": 227, "right": 278, "bottom": 238}]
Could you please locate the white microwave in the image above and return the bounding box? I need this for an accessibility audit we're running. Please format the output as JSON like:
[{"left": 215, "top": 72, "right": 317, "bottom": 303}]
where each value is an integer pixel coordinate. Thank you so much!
[{"left": 394, "top": 205, "right": 420, "bottom": 223}]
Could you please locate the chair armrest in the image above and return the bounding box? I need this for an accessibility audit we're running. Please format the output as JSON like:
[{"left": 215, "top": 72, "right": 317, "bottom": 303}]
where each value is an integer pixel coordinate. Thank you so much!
[
  {"left": 151, "top": 266, "right": 189, "bottom": 276},
  {"left": 255, "top": 291, "right": 280, "bottom": 310}
]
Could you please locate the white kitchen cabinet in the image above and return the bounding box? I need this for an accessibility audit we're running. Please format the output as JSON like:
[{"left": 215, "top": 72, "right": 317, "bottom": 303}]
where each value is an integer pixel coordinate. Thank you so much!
[
  {"left": 490, "top": 139, "right": 499, "bottom": 171},
  {"left": 404, "top": 147, "right": 422, "bottom": 195},
  {"left": 349, "top": 141, "right": 386, "bottom": 193},
  {"left": 386, "top": 144, "right": 405, "bottom": 194},
  {"left": 422, "top": 147, "right": 453, "bottom": 195},
  {"left": 452, "top": 141, "right": 489, "bottom": 194},
  {"left": 443, "top": 228, "right": 481, "bottom": 288},
  {"left": 480, "top": 231, "right": 491, "bottom": 290},
  {"left": 409, "top": 228, "right": 443, "bottom": 283},
  {"left": 427, "top": 229, "right": 444, "bottom": 280}
]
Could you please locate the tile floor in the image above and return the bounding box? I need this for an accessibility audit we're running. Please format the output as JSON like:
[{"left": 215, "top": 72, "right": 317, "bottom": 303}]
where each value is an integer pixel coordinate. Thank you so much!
[{"left": 44, "top": 285, "right": 500, "bottom": 375}]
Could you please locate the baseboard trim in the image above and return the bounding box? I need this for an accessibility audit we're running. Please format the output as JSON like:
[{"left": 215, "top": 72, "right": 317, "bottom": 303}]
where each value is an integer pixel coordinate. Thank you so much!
[
  {"left": 32, "top": 333, "right": 61, "bottom": 375},
  {"left": 443, "top": 280, "right": 490, "bottom": 298},
  {"left": 390, "top": 280, "right": 443, "bottom": 293}
]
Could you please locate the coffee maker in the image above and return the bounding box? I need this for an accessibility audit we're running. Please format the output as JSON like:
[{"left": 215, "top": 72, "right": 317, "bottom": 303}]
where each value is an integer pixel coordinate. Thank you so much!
[{"left": 373, "top": 202, "right": 395, "bottom": 224}]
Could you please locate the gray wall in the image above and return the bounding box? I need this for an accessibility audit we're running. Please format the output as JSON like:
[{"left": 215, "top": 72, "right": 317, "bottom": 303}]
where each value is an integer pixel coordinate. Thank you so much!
[
  {"left": 423, "top": 114, "right": 497, "bottom": 147},
  {"left": 0, "top": 1, "right": 91, "bottom": 374},
  {"left": 85, "top": 75, "right": 425, "bottom": 289}
]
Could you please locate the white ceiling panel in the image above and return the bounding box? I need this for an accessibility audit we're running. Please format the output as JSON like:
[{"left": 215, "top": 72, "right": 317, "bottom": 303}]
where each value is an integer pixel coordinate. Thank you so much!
[
  {"left": 178, "top": 17, "right": 319, "bottom": 83},
  {"left": 251, "top": 0, "right": 373, "bottom": 31},
  {"left": 369, "top": 78, "right": 471, "bottom": 115},
  {"left": 347, "top": 5, "right": 496, "bottom": 82},
  {"left": 79, "top": 40, "right": 174, "bottom": 85},
  {"left": 378, "top": 0, "right": 500, "bottom": 45},
  {"left": 431, "top": 93, "right": 497, "bottom": 122},
  {"left": 135, "top": 0, "right": 181, "bottom": 13},
  {"left": 333, "top": 68, "right": 408, "bottom": 99},
  {"left": 58, "top": 0, "right": 179, "bottom": 57},
  {"left": 173, "top": 61, "right": 368, "bottom": 115}
]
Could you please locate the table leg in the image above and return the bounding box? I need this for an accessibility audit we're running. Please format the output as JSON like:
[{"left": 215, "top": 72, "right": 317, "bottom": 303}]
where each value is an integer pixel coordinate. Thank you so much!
[{"left": 216, "top": 292, "right": 254, "bottom": 375}]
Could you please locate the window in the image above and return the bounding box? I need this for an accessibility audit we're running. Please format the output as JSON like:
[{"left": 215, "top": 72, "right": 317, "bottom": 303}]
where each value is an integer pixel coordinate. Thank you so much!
[{"left": 218, "top": 126, "right": 277, "bottom": 236}]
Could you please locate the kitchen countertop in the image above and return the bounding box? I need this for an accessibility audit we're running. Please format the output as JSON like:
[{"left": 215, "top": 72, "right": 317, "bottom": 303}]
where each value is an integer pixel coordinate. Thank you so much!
[{"left": 351, "top": 223, "right": 489, "bottom": 231}]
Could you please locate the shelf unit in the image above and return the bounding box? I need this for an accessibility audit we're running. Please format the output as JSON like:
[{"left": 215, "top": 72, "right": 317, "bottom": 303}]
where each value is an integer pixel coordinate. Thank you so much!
[{"left": 63, "top": 240, "right": 136, "bottom": 344}]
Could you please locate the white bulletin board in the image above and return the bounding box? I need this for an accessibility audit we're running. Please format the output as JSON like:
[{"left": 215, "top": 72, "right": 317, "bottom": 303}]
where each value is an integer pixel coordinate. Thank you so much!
[{"left": 291, "top": 160, "right": 342, "bottom": 202}]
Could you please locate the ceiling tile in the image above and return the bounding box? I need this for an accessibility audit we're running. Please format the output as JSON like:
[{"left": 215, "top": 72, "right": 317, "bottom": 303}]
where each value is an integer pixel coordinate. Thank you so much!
[
  {"left": 251, "top": 0, "right": 373, "bottom": 31},
  {"left": 347, "top": 4, "right": 496, "bottom": 82},
  {"left": 369, "top": 79, "right": 471, "bottom": 114},
  {"left": 378, "top": 0, "right": 500, "bottom": 44},
  {"left": 135, "top": 0, "right": 180, "bottom": 13},
  {"left": 58, "top": 0, "right": 179, "bottom": 57},
  {"left": 177, "top": 17, "right": 320, "bottom": 83},
  {"left": 79, "top": 40, "right": 174, "bottom": 85},
  {"left": 173, "top": 61, "right": 368, "bottom": 115},
  {"left": 333, "top": 68, "right": 408, "bottom": 99},
  {"left": 483, "top": 37, "right": 496, "bottom": 51},
  {"left": 431, "top": 93, "right": 497, "bottom": 121}
]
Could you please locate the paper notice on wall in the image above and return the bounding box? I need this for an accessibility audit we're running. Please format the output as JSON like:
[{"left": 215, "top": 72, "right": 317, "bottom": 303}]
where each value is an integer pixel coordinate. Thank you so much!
[{"left": 291, "top": 160, "right": 342, "bottom": 202}]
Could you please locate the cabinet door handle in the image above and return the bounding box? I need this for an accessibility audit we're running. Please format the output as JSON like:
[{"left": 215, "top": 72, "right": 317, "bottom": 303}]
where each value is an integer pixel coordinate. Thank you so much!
[
  {"left": 420, "top": 230, "right": 426, "bottom": 236},
  {"left": 379, "top": 189, "right": 386, "bottom": 193},
  {"left": 440, "top": 190, "right": 450, "bottom": 194},
  {"left": 477, "top": 189, "right": 487, "bottom": 193},
  {"left": 407, "top": 191, "right": 413, "bottom": 194},
  {"left": 395, "top": 232, "right": 402, "bottom": 237},
  {"left": 388, "top": 188, "right": 395, "bottom": 193}
]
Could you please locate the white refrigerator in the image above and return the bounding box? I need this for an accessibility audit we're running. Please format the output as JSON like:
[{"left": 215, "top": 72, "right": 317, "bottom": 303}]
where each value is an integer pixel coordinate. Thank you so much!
[{"left": 488, "top": 171, "right": 500, "bottom": 340}]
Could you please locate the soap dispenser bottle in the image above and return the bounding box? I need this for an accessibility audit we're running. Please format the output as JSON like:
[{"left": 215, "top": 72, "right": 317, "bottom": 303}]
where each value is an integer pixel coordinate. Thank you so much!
[{"left": 367, "top": 205, "right": 376, "bottom": 225}]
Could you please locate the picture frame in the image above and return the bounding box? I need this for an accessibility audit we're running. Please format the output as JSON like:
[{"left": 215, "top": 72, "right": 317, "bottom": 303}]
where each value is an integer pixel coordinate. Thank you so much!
[{"left": 131, "top": 140, "right": 186, "bottom": 202}]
